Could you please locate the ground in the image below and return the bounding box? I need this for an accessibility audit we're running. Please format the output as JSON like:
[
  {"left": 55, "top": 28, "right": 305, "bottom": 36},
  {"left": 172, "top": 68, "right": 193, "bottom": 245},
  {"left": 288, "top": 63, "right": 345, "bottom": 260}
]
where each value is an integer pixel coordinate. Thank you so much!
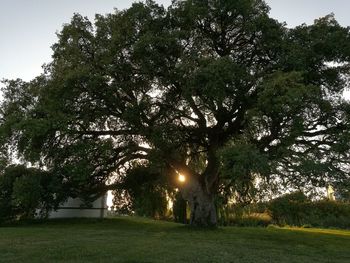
[{"left": 0, "top": 217, "right": 349, "bottom": 263}]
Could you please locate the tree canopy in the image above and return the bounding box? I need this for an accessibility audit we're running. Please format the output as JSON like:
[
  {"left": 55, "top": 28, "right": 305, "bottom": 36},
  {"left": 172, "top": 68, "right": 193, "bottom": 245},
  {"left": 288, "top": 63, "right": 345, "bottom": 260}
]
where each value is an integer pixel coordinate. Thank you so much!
[{"left": 1, "top": 0, "right": 350, "bottom": 226}]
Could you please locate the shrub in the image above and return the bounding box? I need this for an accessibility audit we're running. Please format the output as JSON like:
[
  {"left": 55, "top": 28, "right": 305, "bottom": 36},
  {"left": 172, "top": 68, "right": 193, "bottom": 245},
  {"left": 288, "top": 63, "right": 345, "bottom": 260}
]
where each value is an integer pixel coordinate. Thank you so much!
[
  {"left": 268, "top": 191, "right": 350, "bottom": 229},
  {"left": 307, "top": 200, "right": 350, "bottom": 229},
  {"left": 12, "top": 174, "right": 43, "bottom": 219},
  {"left": 0, "top": 168, "right": 18, "bottom": 222},
  {"left": 217, "top": 203, "right": 272, "bottom": 227},
  {"left": 268, "top": 191, "right": 309, "bottom": 226},
  {"left": 0, "top": 165, "right": 64, "bottom": 223}
]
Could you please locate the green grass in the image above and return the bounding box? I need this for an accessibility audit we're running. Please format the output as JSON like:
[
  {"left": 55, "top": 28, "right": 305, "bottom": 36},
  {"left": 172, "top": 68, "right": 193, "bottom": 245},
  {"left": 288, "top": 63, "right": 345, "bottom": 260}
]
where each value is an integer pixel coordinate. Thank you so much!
[{"left": 0, "top": 217, "right": 349, "bottom": 263}]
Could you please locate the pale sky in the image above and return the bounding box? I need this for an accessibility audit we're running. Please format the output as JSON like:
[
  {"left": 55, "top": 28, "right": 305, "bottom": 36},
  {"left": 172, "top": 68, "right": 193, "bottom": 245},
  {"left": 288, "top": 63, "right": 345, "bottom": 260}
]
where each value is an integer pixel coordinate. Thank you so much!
[{"left": 0, "top": 0, "right": 350, "bottom": 96}]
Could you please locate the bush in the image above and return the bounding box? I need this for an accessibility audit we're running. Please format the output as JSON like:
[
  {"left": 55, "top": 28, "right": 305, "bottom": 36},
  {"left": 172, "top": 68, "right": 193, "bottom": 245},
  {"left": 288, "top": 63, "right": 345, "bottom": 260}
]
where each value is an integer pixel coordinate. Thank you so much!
[
  {"left": 12, "top": 174, "right": 43, "bottom": 219},
  {"left": 268, "top": 191, "right": 309, "bottom": 226},
  {"left": 217, "top": 203, "right": 272, "bottom": 227},
  {"left": 217, "top": 192, "right": 350, "bottom": 229},
  {"left": 0, "top": 168, "right": 17, "bottom": 222},
  {"left": 307, "top": 200, "right": 350, "bottom": 229},
  {"left": 268, "top": 191, "right": 350, "bottom": 229},
  {"left": 0, "top": 165, "right": 64, "bottom": 223}
]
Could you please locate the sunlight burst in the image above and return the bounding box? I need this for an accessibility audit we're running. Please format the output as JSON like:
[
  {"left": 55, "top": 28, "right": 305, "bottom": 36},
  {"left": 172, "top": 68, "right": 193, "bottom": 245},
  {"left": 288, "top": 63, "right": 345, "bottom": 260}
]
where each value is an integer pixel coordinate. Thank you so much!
[{"left": 178, "top": 174, "right": 186, "bottom": 183}]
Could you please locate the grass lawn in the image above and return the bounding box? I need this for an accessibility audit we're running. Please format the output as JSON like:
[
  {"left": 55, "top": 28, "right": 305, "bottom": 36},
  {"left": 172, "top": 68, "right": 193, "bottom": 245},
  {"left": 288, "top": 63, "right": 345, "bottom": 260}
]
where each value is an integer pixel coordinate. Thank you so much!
[{"left": 0, "top": 217, "right": 349, "bottom": 263}]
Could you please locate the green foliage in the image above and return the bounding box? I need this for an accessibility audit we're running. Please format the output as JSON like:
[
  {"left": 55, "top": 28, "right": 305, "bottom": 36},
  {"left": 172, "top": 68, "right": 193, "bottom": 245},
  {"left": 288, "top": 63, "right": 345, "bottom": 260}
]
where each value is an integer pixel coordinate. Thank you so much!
[
  {"left": 217, "top": 203, "right": 272, "bottom": 227},
  {"left": 220, "top": 142, "right": 270, "bottom": 178},
  {"left": 1, "top": 0, "right": 350, "bottom": 226},
  {"left": 216, "top": 193, "right": 350, "bottom": 229},
  {"left": 268, "top": 191, "right": 309, "bottom": 226},
  {"left": 113, "top": 165, "right": 170, "bottom": 219},
  {"left": 12, "top": 174, "right": 43, "bottom": 219},
  {"left": 219, "top": 142, "right": 270, "bottom": 203},
  {"left": 269, "top": 192, "right": 350, "bottom": 228},
  {"left": 0, "top": 165, "right": 65, "bottom": 222},
  {"left": 333, "top": 181, "right": 350, "bottom": 201},
  {"left": 0, "top": 168, "right": 17, "bottom": 222}
]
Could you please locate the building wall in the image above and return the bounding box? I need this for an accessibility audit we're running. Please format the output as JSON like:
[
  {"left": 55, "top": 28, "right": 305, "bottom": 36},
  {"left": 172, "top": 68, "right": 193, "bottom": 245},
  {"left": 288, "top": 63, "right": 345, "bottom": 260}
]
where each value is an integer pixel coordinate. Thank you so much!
[{"left": 49, "top": 195, "right": 107, "bottom": 219}]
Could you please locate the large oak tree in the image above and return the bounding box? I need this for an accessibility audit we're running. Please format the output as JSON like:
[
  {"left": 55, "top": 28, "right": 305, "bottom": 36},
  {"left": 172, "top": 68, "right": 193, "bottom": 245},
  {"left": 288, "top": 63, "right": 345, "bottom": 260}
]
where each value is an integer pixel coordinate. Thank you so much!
[{"left": 1, "top": 0, "right": 350, "bottom": 226}]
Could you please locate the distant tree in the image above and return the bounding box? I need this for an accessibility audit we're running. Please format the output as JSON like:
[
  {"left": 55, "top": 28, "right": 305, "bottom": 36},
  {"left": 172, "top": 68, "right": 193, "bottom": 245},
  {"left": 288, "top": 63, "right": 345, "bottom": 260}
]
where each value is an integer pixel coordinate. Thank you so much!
[{"left": 1, "top": 0, "right": 350, "bottom": 226}]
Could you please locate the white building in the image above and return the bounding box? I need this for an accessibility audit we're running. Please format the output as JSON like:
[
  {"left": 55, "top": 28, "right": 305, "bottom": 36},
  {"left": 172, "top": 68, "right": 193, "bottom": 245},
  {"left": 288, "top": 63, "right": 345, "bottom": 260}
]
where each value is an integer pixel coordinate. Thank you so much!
[{"left": 49, "top": 195, "right": 108, "bottom": 219}]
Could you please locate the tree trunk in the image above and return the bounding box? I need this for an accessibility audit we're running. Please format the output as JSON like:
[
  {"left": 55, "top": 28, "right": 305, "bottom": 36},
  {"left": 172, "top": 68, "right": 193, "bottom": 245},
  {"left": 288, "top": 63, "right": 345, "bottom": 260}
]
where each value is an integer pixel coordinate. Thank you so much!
[{"left": 181, "top": 177, "right": 217, "bottom": 227}]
